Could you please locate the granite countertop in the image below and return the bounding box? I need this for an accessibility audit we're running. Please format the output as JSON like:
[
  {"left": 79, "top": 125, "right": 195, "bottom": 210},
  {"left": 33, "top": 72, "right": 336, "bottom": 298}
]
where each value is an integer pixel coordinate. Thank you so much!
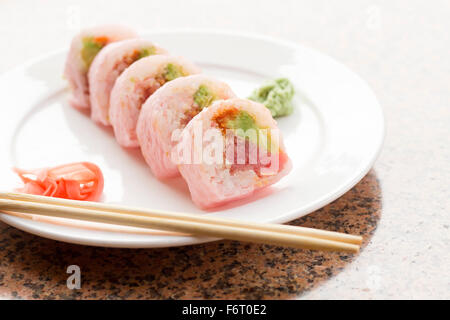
[
  {"left": 0, "top": 171, "right": 381, "bottom": 299},
  {"left": 0, "top": 0, "right": 449, "bottom": 299}
]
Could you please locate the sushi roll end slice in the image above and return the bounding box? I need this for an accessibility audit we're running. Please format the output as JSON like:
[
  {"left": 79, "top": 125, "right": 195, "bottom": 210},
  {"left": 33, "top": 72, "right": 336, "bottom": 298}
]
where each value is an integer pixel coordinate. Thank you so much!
[
  {"left": 64, "top": 25, "right": 137, "bottom": 110},
  {"left": 176, "top": 98, "right": 292, "bottom": 209}
]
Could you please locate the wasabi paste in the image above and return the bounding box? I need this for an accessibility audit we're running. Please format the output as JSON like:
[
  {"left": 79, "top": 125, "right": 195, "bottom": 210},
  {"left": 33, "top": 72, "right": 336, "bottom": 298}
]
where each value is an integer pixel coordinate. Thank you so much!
[{"left": 248, "top": 78, "right": 295, "bottom": 118}]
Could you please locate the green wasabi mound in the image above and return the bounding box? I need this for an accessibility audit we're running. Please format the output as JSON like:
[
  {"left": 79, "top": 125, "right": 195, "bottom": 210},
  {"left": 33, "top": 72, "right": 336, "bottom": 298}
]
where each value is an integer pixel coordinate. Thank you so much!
[{"left": 248, "top": 78, "right": 295, "bottom": 118}]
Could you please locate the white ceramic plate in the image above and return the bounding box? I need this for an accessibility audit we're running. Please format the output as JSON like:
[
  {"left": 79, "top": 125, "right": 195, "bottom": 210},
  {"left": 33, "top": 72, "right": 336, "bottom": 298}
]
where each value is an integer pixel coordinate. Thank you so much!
[{"left": 0, "top": 30, "right": 384, "bottom": 248}]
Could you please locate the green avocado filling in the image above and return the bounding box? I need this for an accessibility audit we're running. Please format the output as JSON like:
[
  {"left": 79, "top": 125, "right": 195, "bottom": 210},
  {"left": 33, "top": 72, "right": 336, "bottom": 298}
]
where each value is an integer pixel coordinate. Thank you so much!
[
  {"left": 248, "top": 78, "right": 295, "bottom": 118},
  {"left": 81, "top": 37, "right": 106, "bottom": 69},
  {"left": 193, "top": 85, "right": 216, "bottom": 109},
  {"left": 164, "top": 63, "right": 185, "bottom": 81},
  {"left": 224, "top": 111, "right": 274, "bottom": 152},
  {"left": 226, "top": 111, "right": 259, "bottom": 131},
  {"left": 138, "top": 46, "right": 157, "bottom": 59}
]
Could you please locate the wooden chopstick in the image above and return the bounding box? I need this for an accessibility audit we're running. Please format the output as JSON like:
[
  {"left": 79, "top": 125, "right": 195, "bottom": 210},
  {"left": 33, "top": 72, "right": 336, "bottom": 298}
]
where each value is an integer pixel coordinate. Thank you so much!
[
  {"left": 1, "top": 210, "right": 185, "bottom": 236},
  {"left": 0, "top": 192, "right": 362, "bottom": 245},
  {"left": 0, "top": 198, "right": 359, "bottom": 252}
]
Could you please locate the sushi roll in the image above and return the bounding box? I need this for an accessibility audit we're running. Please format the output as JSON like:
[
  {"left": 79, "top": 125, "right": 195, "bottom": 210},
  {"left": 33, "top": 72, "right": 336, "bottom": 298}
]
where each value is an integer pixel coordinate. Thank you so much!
[
  {"left": 64, "top": 25, "right": 137, "bottom": 110},
  {"left": 175, "top": 98, "right": 292, "bottom": 209},
  {"left": 109, "top": 55, "right": 201, "bottom": 148},
  {"left": 89, "top": 39, "right": 168, "bottom": 125},
  {"left": 137, "top": 75, "right": 236, "bottom": 179}
]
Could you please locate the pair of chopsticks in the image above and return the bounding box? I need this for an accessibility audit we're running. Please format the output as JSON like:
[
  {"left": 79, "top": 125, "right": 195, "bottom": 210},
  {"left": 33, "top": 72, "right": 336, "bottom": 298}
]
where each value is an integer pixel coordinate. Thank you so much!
[{"left": 0, "top": 192, "right": 362, "bottom": 252}]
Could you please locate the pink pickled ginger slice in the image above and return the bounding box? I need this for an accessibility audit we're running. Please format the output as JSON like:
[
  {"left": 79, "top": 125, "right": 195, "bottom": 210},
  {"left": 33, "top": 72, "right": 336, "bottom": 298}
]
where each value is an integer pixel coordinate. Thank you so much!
[{"left": 13, "top": 162, "right": 104, "bottom": 201}]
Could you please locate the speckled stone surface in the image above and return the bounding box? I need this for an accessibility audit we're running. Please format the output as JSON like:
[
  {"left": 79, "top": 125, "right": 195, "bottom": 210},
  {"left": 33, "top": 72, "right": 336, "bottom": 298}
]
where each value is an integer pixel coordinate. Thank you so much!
[
  {"left": 0, "top": 172, "right": 381, "bottom": 299},
  {"left": 0, "top": 0, "right": 449, "bottom": 299}
]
